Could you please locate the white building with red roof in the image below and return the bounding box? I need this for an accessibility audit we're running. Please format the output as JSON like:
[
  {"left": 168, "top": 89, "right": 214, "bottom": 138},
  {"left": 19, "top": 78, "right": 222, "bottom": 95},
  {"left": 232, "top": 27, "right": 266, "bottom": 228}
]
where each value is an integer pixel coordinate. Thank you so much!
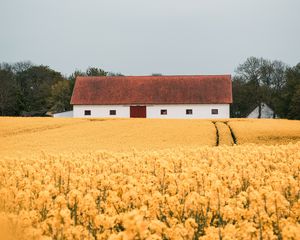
[{"left": 70, "top": 75, "right": 232, "bottom": 118}]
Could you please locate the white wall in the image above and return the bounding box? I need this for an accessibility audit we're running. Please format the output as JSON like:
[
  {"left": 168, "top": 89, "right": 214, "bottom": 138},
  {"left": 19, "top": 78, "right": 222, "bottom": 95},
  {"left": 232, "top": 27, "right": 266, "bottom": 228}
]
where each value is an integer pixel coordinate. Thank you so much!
[
  {"left": 73, "top": 104, "right": 230, "bottom": 118},
  {"left": 53, "top": 111, "right": 73, "bottom": 118},
  {"left": 147, "top": 104, "right": 229, "bottom": 119},
  {"left": 73, "top": 105, "right": 130, "bottom": 118},
  {"left": 247, "top": 103, "right": 274, "bottom": 118}
]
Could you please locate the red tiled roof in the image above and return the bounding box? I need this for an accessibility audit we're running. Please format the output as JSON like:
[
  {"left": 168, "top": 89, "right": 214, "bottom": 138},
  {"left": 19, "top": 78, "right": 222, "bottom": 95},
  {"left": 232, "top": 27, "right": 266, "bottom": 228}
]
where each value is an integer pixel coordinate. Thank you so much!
[{"left": 70, "top": 75, "right": 232, "bottom": 105}]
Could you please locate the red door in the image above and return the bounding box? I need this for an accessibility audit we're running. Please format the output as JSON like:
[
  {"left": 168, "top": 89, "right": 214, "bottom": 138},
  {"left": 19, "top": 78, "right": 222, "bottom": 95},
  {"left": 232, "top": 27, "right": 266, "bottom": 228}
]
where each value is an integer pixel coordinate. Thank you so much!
[{"left": 130, "top": 106, "right": 146, "bottom": 118}]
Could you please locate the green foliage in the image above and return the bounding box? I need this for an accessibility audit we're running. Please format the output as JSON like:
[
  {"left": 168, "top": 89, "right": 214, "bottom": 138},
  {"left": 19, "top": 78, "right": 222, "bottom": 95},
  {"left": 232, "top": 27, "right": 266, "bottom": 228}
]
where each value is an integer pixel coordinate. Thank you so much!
[
  {"left": 0, "top": 69, "right": 18, "bottom": 116},
  {"left": 86, "top": 67, "right": 107, "bottom": 77},
  {"left": 48, "top": 80, "right": 72, "bottom": 113},
  {"left": 230, "top": 77, "right": 257, "bottom": 117},
  {"left": 151, "top": 73, "right": 163, "bottom": 76},
  {"left": 16, "top": 65, "right": 65, "bottom": 116},
  {"left": 0, "top": 63, "right": 122, "bottom": 116},
  {"left": 232, "top": 57, "right": 289, "bottom": 118},
  {"left": 68, "top": 70, "right": 85, "bottom": 92},
  {"left": 107, "top": 72, "right": 124, "bottom": 76},
  {"left": 285, "top": 64, "right": 300, "bottom": 119},
  {"left": 288, "top": 86, "right": 300, "bottom": 119}
]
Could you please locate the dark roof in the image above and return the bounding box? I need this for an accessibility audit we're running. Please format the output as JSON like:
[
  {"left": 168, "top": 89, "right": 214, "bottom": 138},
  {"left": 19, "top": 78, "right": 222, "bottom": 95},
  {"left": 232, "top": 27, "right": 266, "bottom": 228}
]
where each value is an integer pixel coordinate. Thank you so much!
[{"left": 70, "top": 75, "right": 232, "bottom": 105}]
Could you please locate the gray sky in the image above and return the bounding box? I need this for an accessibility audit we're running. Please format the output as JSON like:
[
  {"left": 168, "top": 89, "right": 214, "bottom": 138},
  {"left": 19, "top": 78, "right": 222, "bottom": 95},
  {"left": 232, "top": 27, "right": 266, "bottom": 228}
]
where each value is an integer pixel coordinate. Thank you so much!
[{"left": 1, "top": 0, "right": 299, "bottom": 76}]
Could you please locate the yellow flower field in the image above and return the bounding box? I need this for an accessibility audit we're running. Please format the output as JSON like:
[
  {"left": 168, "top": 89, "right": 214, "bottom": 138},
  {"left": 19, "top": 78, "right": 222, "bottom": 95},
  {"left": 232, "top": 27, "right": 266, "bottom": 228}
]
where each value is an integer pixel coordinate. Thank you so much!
[
  {"left": 1, "top": 118, "right": 299, "bottom": 157},
  {"left": 0, "top": 117, "right": 300, "bottom": 239},
  {"left": 0, "top": 118, "right": 216, "bottom": 157},
  {"left": 228, "top": 119, "right": 300, "bottom": 145}
]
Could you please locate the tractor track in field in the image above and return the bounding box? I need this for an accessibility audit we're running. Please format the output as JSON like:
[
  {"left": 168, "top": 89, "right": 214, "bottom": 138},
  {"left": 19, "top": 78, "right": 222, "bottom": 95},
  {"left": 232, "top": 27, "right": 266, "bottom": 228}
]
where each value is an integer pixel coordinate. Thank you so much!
[
  {"left": 212, "top": 121, "right": 220, "bottom": 146},
  {"left": 212, "top": 121, "right": 237, "bottom": 146},
  {"left": 224, "top": 121, "right": 237, "bottom": 145}
]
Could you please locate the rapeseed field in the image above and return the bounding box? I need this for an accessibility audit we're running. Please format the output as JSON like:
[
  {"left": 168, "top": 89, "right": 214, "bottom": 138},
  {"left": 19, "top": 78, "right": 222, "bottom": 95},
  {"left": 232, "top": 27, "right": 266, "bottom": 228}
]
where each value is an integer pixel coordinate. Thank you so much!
[{"left": 0, "top": 118, "right": 299, "bottom": 239}]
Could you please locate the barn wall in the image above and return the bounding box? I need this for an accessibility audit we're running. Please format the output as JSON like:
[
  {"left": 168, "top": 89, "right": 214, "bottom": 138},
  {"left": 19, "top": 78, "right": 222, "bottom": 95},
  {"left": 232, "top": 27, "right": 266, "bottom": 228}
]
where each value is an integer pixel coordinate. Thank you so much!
[
  {"left": 73, "top": 105, "right": 130, "bottom": 118},
  {"left": 53, "top": 111, "right": 73, "bottom": 118},
  {"left": 247, "top": 103, "right": 274, "bottom": 118},
  {"left": 146, "top": 104, "right": 229, "bottom": 119},
  {"left": 73, "top": 104, "right": 230, "bottom": 118}
]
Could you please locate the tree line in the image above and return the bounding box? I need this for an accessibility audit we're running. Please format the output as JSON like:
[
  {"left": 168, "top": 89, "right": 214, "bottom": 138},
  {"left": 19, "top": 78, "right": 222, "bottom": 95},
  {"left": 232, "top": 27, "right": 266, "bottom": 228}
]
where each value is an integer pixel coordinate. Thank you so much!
[
  {"left": 231, "top": 57, "right": 300, "bottom": 119},
  {"left": 0, "top": 62, "right": 120, "bottom": 116},
  {"left": 0, "top": 57, "right": 299, "bottom": 119}
]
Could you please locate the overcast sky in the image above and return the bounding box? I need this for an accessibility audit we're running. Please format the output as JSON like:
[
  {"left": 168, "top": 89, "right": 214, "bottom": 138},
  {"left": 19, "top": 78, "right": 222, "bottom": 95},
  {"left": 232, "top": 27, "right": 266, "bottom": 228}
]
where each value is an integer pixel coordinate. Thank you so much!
[{"left": 1, "top": 0, "right": 299, "bottom": 76}]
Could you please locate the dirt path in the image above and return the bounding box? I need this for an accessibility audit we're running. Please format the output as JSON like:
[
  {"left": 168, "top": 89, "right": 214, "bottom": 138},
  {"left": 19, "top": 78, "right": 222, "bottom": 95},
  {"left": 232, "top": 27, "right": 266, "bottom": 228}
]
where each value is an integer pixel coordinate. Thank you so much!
[{"left": 212, "top": 121, "right": 237, "bottom": 146}]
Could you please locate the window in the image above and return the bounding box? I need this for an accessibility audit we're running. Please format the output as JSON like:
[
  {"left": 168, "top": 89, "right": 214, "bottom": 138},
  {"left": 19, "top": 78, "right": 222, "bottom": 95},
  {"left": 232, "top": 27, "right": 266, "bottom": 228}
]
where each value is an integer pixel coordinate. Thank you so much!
[
  {"left": 186, "top": 109, "right": 193, "bottom": 115},
  {"left": 211, "top": 109, "right": 219, "bottom": 115},
  {"left": 109, "top": 110, "right": 116, "bottom": 115},
  {"left": 84, "top": 110, "right": 91, "bottom": 116},
  {"left": 161, "top": 109, "right": 167, "bottom": 115}
]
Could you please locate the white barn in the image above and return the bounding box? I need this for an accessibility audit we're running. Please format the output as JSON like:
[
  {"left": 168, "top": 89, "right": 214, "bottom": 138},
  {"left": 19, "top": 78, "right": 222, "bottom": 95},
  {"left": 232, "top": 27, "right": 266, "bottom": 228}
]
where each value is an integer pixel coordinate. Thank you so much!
[
  {"left": 247, "top": 102, "right": 276, "bottom": 118},
  {"left": 71, "top": 75, "right": 232, "bottom": 119},
  {"left": 53, "top": 110, "right": 73, "bottom": 118}
]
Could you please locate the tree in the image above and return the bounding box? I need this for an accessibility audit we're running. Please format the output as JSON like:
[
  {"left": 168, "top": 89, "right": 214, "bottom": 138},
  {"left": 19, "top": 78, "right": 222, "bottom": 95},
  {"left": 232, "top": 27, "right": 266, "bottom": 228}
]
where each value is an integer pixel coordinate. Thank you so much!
[
  {"left": 230, "top": 76, "right": 257, "bottom": 117},
  {"left": 16, "top": 65, "right": 65, "bottom": 116},
  {"left": 12, "top": 61, "right": 33, "bottom": 74},
  {"left": 86, "top": 67, "right": 107, "bottom": 76},
  {"left": 266, "top": 60, "right": 287, "bottom": 118},
  {"left": 235, "top": 57, "right": 273, "bottom": 117},
  {"left": 48, "top": 80, "right": 72, "bottom": 113},
  {"left": 0, "top": 69, "right": 18, "bottom": 116},
  {"left": 68, "top": 70, "right": 85, "bottom": 92},
  {"left": 284, "top": 63, "right": 300, "bottom": 119},
  {"left": 0, "top": 62, "right": 123, "bottom": 116},
  {"left": 151, "top": 73, "right": 163, "bottom": 76},
  {"left": 270, "top": 60, "right": 287, "bottom": 91},
  {"left": 288, "top": 86, "right": 300, "bottom": 119},
  {"left": 107, "top": 72, "right": 124, "bottom": 76},
  {"left": 234, "top": 57, "right": 287, "bottom": 118}
]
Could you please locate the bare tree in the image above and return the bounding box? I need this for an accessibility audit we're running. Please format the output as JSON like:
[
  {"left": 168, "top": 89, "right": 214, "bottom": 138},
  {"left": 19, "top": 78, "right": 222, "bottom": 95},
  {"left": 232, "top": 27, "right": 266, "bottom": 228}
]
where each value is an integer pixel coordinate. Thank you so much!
[{"left": 235, "top": 57, "right": 287, "bottom": 118}]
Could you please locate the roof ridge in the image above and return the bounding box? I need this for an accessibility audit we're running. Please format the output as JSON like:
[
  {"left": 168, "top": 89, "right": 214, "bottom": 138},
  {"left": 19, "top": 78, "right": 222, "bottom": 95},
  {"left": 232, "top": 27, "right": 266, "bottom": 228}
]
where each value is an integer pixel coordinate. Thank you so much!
[{"left": 77, "top": 74, "right": 231, "bottom": 77}]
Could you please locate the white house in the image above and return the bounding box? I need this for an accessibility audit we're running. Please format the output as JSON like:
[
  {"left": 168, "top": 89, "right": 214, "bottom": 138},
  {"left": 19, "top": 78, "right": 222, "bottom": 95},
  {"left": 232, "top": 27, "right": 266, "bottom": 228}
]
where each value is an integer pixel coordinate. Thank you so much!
[
  {"left": 247, "top": 102, "right": 276, "bottom": 118},
  {"left": 53, "top": 110, "right": 73, "bottom": 118},
  {"left": 70, "top": 75, "right": 232, "bottom": 119}
]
